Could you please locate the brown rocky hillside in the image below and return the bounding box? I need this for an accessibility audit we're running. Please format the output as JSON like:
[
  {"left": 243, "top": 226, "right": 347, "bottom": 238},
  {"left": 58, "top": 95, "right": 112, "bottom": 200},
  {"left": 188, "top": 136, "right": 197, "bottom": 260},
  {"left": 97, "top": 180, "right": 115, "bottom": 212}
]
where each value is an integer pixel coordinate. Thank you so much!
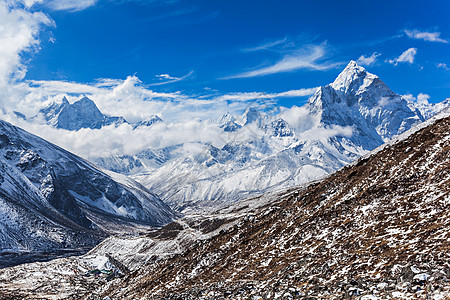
[{"left": 101, "top": 114, "right": 450, "bottom": 299}]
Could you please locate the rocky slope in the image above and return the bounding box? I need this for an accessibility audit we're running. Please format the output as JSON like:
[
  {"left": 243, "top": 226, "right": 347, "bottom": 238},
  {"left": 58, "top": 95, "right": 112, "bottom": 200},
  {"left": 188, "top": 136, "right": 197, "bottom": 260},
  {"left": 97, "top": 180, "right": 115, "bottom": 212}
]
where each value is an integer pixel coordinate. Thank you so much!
[
  {"left": 0, "top": 119, "right": 175, "bottom": 266},
  {"left": 98, "top": 109, "right": 450, "bottom": 299},
  {"left": 0, "top": 104, "right": 448, "bottom": 299}
]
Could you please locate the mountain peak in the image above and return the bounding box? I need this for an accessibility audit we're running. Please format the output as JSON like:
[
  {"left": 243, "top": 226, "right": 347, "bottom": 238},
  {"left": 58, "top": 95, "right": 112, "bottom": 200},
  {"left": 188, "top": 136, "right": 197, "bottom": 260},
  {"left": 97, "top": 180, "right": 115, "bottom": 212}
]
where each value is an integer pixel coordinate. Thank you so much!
[
  {"left": 218, "top": 112, "right": 236, "bottom": 124},
  {"left": 305, "top": 61, "right": 422, "bottom": 143},
  {"left": 218, "top": 112, "right": 242, "bottom": 132},
  {"left": 40, "top": 96, "right": 127, "bottom": 131},
  {"left": 329, "top": 60, "right": 377, "bottom": 93},
  {"left": 133, "top": 115, "right": 163, "bottom": 129},
  {"left": 73, "top": 96, "right": 98, "bottom": 109},
  {"left": 240, "top": 107, "right": 261, "bottom": 126}
]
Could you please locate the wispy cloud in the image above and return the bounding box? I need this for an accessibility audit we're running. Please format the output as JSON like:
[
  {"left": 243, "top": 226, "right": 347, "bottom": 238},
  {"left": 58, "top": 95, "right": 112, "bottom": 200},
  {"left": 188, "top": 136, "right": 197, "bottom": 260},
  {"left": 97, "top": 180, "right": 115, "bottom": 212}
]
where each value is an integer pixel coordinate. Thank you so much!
[
  {"left": 356, "top": 52, "right": 381, "bottom": 66},
  {"left": 388, "top": 48, "right": 417, "bottom": 65},
  {"left": 149, "top": 70, "right": 194, "bottom": 86},
  {"left": 215, "top": 87, "right": 318, "bottom": 102},
  {"left": 111, "top": 0, "right": 181, "bottom": 5},
  {"left": 45, "top": 0, "right": 182, "bottom": 11},
  {"left": 437, "top": 63, "right": 450, "bottom": 70},
  {"left": 46, "top": 0, "right": 97, "bottom": 11},
  {"left": 140, "top": 7, "right": 198, "bottom": 23},
  {"left": 404, "top": 29, "right": 448, "bottom": 43},
  {"left": 224, "top": 44, "right": 340, "bottom": 79},
  {"left": 242, "top": 37, "right": 288, "bottom": 52},
  {"left": 156, "top": 74, "right": 179, "bottom": 80}
]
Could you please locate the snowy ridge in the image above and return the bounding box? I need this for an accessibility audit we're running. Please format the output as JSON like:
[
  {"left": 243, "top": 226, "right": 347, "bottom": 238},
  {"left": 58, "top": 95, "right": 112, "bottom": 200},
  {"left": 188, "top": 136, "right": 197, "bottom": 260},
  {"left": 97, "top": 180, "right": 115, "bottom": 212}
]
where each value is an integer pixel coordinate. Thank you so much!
[
  {"left": 39, "top": 96, "right": 165, "bottom": 131},
  {"left": 40, "top": 96, "right": 128, "bottom": 130},
  {"left": 105, "top": 61, "right": 429, "bottom": 212},
  {"left": 0, "top": 119, "right": 175, "bottom": 257},
  {"left": 1, "top": 108, "right": 449, "bottom": 299},
  {"left": 97, "top": 113, "right": 450, "bottom": 299},
  {"left": 350, "top": 104, "right": 450, "bottom": 168}
]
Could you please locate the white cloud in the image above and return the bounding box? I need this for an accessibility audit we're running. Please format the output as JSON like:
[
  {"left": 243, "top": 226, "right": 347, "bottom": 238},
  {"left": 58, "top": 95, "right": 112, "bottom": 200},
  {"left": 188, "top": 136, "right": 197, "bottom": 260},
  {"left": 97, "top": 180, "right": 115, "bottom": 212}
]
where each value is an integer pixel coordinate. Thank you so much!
[
  {"left": 0, "top": 1, "right": 53, "bottom": 113},
  {"left": 241, "top": 37, "right": 288, "bottom": 52},
  {"left": 297, "top": 125, "right": 353, "bottom": 142},
  {"left": 224, "top": 44, "right": 340, "bottom": 79},
  {"left": 403, "top": 93, "right": 430, "bottom": 105},
  {"left": 20, "top": 76, "right": 319, "bottom": 123},
  {"left": 156, "top": 74, "right": 178, "bottom": 80},
  {"left": 46, "top": 0, "right": 97, "bottom": 11},
  {"left": 0, "top": 1, "right": 52, "bottom": 85},
  {"left": 404, "top": 29, "right": 448, "bottom": 43},
  {"left": 417, "top": 93, "right": 430, "bottom": 104},
  {"left": 2, "top": 112, "right": 229, "bottom": 159},
  {"left": 437, "top": 63, "right": 449, "bottom": 70},
  {"left": 278, "top": 105, "right": 318, "bottom": 133},
  {"left": 150, "top": 70, "right": 194, "bottom": 86},
  {"left": 356, "top": 52, "right": 380, "bottom": 66},
  {"left": 215, "top": 87, "right": 318, "bottom": 102},
  {"left": 388, "top": 48, "right": 417, "bottom": 65},
  {"left": 279, "top": 105, "right": 353, "bottom": 141},
  {"left": 22, "top": 0, "right": 44, "bottom": 7}
]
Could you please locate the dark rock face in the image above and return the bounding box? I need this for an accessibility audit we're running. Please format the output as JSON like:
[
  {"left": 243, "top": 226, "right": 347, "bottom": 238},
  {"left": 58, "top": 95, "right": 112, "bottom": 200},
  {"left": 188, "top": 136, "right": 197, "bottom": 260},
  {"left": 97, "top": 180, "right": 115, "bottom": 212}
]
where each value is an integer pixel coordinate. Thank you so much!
[{"left": 102, "top": 114, "right": 450, "bottom": 298}]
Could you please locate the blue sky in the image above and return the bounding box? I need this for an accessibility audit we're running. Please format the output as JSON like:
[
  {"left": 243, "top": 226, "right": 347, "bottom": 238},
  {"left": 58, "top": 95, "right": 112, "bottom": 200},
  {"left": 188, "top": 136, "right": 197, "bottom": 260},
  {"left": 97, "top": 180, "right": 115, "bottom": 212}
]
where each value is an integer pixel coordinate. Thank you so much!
[
  {"left": 0, "top": 0, "right": 448, "bottom": 159},
  {"left": 21, "top": 0, "right": 449, "bottom": 106}
]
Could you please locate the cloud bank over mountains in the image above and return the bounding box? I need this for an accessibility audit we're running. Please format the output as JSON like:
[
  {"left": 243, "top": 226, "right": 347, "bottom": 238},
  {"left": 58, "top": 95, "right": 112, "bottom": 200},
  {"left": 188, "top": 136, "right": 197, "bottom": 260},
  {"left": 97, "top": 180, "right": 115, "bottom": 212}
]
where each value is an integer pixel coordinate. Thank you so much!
[{"left": 0, "top": 1, "right": 447, "bottom": 163}]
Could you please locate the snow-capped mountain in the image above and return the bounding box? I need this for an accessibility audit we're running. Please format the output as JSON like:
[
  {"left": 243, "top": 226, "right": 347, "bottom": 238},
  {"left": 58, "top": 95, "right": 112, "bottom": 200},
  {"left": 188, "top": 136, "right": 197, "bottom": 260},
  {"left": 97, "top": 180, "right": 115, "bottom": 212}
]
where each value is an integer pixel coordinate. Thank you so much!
[
  {"left": 100, "top": 110, "right": 450, "bottom": 300},
  {"left": 240, "top": 106, "right": 263, "bottom": 126},
  {"left": 3, "top": 107, "right": 449, "bottom": 299},
  {"left": 0, "top": 119, "right": 175, "bottom": 257},
  {"left": 97, "top": 61, "right": 428, "bottom": 212},
  {"left": 218, "top": 112, "right": 242, "bottom": 132},
  {"left": 265, "top": 118, "right": 294, "bottom": 137},
  {"left": 133, "top": 115, "right": 163, "bottom": 129},
  {"left": 40, "top": 96, "right": 128, "bottom": 130},
  {"left": 316, "top": 60, "right": 424, "bottom": 141},
  {"left": 406, "top": 96, "right": 450, "bottom": 120}
]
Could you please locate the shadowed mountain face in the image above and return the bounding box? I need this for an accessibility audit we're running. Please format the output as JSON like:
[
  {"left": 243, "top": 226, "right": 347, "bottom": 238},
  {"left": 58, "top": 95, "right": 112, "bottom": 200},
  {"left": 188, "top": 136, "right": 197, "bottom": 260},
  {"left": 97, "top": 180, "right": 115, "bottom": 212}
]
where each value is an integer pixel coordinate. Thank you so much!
[
  {"left": 40, "top": 96, "right": 127, "bottom": 130},
  {"left": 0, "top": 119, "right": 175, "bottom": 259},
  {"left": 98, "top": 113, "right": 450, "bottom": 299}
]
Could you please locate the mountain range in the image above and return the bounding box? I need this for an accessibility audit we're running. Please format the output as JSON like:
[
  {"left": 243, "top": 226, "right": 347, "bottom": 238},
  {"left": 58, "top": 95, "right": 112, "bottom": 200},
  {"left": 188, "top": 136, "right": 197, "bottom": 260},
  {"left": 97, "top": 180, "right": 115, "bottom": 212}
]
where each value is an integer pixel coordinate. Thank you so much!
[
  {"left": 29, "top": 61, "right": 448, "bottom": 214},
  {"left": 1, "top": 60, "right": 448, "bottom": 259},
  {"left": 0, "top": 92, "right": 448, "bottom": 300},
  {"left": 39, "top": 96, "right": 163, "bottom": 131},
  {"left": 96, "top": 61, "right": 434, "bottom": 212},
  {"left": 100, "top": 106, "right": 450, "bottom": 299},
  {"left": 0, "top": 119, "right": 175, "bottom": 267}
]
